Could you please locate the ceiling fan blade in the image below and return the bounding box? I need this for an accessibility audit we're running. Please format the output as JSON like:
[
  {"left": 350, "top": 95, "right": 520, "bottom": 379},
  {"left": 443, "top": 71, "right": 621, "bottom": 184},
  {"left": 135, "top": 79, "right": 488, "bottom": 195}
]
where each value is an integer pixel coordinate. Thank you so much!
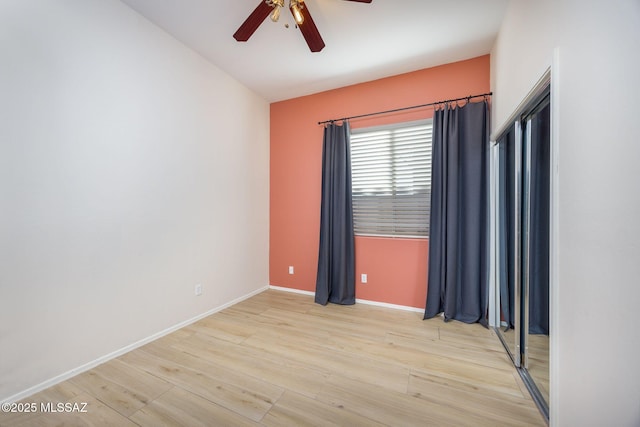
[
  {"left": 295, "top": 4, "right": 325, "bottom": 52},
  {"left": 343, "top": 0, "right": 372, "bottom": 3},
  {"left": 233, "top": 1, "right": 272, "bottom": 42}
]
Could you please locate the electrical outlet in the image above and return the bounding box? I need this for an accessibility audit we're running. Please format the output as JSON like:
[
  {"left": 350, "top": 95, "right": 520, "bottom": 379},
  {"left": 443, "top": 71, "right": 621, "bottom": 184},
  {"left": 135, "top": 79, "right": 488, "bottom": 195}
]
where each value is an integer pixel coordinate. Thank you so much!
[
  {"left": 195, "top": 284, "right": 202, "bottom": 296},
  {"left": 288, "top": 266, "right": 294, "bottom": 275},
  {"left": 361, "top": 273, "right": 367, "bottom": 284}
]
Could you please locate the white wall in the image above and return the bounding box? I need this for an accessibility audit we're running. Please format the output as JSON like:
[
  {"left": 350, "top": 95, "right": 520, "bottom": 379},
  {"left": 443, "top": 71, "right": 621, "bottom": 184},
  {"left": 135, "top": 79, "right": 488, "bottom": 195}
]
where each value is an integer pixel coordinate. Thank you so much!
[
  {"left": 492, "top": 1, "right": 640, "bottom": 425},
  {"left": 0, "top": 0, "right": 269, "bottom": 401}
]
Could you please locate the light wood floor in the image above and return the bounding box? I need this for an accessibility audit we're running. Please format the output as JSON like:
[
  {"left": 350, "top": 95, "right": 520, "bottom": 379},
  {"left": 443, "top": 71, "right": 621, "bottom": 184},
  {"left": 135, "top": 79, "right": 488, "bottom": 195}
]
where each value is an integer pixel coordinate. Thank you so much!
[{"left": 1, "top": 290, "right": 546, "bottom": 426}]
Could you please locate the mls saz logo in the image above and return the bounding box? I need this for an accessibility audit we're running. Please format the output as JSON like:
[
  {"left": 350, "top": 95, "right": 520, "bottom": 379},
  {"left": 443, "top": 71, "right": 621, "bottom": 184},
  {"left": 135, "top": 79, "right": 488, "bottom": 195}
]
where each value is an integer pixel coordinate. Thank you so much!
[{"left": 41, "top": 402, "right": 88, "bottom": 413}]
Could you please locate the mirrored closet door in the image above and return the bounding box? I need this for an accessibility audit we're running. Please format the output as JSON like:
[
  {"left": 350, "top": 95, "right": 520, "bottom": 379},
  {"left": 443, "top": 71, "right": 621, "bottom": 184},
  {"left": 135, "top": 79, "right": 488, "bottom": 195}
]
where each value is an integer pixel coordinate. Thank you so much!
[{"left": 495, "top": 86, "right": 550, "bottom": 420}]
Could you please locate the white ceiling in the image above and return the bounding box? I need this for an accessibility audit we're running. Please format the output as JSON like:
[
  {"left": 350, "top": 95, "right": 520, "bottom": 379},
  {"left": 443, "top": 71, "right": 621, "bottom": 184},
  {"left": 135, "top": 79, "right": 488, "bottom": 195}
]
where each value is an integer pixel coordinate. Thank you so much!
[{"left": 119, "top": 0, "right": 508, "bottom": 102}]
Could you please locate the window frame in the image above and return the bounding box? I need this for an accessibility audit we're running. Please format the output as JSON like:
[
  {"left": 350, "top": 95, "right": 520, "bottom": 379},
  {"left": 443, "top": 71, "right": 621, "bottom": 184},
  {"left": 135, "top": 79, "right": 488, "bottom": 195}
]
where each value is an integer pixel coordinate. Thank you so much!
[{"left": 350, "top": 118, "right": 433, "bottom": 239}]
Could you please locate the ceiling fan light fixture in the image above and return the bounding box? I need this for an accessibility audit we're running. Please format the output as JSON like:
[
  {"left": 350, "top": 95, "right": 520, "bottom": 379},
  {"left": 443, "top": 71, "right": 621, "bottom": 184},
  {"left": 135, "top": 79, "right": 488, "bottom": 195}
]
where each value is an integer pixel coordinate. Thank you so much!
[
  {"left": 270, "top": 6, "right": 281, "bottom": 22},
  {"left": 290, "top": 0, "right": 304, "bottom": 26},
  {"left": 266, "top": 0, "right": 285, "bottom": 22},
  {"left": 235, "top": 0, "right": 368, "bottom": 52}
]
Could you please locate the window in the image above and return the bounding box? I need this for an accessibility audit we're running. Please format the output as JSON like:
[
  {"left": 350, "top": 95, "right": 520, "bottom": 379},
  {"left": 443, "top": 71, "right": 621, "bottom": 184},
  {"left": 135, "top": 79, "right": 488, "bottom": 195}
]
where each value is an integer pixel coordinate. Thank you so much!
[{"left": 350, "top": 120, "right": 432, "bottom": 238}]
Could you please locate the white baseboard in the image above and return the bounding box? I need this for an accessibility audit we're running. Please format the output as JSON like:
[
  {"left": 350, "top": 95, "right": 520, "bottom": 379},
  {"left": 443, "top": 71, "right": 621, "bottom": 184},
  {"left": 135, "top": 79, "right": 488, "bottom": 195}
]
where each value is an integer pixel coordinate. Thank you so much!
[
  {"left": 268, "top": 285, "right": 424, "bottom": 313},
  {"left": 269, "top": 285, "right": 314, "bottom": 296},
  {"left": 2, "top": 285, "right": 269, "bottom": 404},
  {"left": 355, "top": 298, "right": 424, "bottom": 313}
]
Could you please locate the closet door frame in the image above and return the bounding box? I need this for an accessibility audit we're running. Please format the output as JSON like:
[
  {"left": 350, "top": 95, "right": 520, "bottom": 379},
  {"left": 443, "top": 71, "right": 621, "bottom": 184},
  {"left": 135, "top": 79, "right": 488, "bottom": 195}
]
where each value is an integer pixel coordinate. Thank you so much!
[
  {"left": 513, "top": 119, "right": 524, "bottom": 368},
  {"left": 491, "top": 68, "right": 553, "bottom": 423}
]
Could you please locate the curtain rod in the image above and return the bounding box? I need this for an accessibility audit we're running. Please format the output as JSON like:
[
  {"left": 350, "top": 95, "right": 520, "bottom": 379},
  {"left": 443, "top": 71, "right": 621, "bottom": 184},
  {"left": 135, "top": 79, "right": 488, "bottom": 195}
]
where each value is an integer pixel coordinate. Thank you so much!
[{"left": 317, "top": 92, "right": 492, "bottom": 125}]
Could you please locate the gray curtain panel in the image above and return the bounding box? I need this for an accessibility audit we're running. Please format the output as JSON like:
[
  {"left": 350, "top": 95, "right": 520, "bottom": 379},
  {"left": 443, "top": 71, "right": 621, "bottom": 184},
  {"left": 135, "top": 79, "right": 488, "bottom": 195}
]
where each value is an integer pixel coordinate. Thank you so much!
[
  {"left": 315, "top": 122, "right": 355, "bottom": 305},
  {"left": 528, "top": 102, "right": 550, "bottom": 335},
  {"left": 424, "top": 100, "right": 489, "bottom": 325},
  {"left": 498, "top": 126, "right": 516, "bottom": 329}
]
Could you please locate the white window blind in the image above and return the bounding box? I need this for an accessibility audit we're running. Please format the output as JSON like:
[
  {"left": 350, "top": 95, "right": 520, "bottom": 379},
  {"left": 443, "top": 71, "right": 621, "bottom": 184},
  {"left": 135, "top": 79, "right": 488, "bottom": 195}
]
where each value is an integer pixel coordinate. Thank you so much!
[{"left": 350, "top": 120, "right": 432, "bottom": 238}]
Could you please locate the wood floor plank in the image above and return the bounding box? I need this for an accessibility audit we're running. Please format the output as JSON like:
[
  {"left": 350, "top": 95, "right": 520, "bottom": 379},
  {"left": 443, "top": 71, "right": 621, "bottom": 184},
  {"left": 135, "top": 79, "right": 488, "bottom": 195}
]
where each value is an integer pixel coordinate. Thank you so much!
[
  {"left": 70, "top": 370, "right": 152, "bottom": 417},
  {"left": 137, "top": 341, "right": 286, "bottom": 404},
  {"left": 411, "top": 352, "right": 528, "bottom": 398},
  {"left": 129, "top": 386, "right": 261, "bottom": 427},
  {"left": 262, "top": 390, "right": 387, "bottom": 427},
  {"left": 119, "top": 349, "right": 282, "bottom": 422},
  {"left": 249, "top": 291, "right": 316, "bottom": 314},
  {"left": 317, "top": 375, "right": 489, "bottom": 427},
  {"left": 438, "top": 326, "right": 506, "bottom": 352},
  {"left": 182, "top": 315, "right": 256, "bottom": 344},
  {"left": 65, "top": 357, "right": 173, "bottom": 418},
  {"left": 408, "top": 370, "right": 543, "bottom": 426},
  {"left": 385, "top": 330, "right": 513, "bottom": 370},
  {"left": 91, "top": 358, "right": 173, "bottom": 401},
  {"left": 256, "top": 308, "right": 333, "bottom": 341},
  {"left": 261, "top": 306, "right": 389, "bottom": 341},
  {"left": 173, "top": 332, "right": 331, "bottom": 399},
  {"left": 328, "top": 331, "right": 438, "bottom": 368},
  {"left": 243, "top": 328, "right": 412, "bottom": 393},
  {"left": 306, "top": 304, "right": 426, "bottom": 332}
]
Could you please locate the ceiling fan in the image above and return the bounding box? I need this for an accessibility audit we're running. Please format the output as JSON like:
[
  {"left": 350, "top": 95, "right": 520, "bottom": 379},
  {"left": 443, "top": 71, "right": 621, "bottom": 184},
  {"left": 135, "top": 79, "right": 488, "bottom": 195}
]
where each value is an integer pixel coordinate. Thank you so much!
[{"left": 233, "top": 0, "right": 372, "bottom": 53}]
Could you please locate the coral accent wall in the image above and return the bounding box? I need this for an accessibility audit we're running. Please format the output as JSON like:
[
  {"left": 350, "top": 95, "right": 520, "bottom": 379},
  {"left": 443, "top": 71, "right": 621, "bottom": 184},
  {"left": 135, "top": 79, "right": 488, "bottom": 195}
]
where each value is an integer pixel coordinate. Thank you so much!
[{"left": 270, "top": 55, "right": 490, "bottom": 309}]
